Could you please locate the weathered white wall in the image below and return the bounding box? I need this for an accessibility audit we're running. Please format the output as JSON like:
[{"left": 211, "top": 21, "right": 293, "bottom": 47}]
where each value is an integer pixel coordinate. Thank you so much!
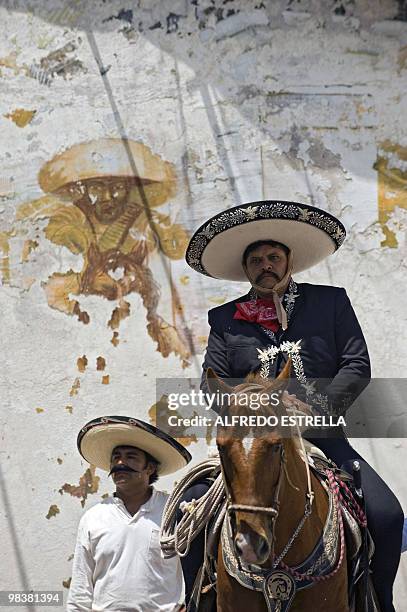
[{"left": 0, "top": 0, "right": 406, "bottom": 609}]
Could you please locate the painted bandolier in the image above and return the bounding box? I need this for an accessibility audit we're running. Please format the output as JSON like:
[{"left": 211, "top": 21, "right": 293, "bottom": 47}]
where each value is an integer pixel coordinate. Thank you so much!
[{"left": 183, "top": 201, "right": 404, "bottom": 612}]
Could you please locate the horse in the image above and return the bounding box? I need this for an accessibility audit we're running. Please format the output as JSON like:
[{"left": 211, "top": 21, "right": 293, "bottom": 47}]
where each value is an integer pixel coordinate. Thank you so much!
[{"left": 205, "top": 359, "right": 354, "bottom": 612}]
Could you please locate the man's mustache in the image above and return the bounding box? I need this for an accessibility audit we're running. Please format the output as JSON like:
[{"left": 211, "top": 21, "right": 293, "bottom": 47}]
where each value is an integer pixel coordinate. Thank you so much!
[
  {"left": 256, "top": 271, "right": 280, "bottom": 283},
  {"left": 108, "top": 464, "right": 142, "bottom": 477}
]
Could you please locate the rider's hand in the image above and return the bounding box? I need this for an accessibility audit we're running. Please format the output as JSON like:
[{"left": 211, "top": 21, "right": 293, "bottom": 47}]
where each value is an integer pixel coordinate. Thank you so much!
[{"left": 282, "top": 392, "right": 313, "bottom": 416}]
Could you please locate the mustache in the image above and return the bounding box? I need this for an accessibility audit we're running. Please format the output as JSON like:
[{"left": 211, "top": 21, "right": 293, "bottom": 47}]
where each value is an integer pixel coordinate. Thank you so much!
[
  {"left": 108, "top": 464, "right": 142, "bottom": 477},
  {"left": 256, "top": 271, "right": 280, "bottom": 283}
]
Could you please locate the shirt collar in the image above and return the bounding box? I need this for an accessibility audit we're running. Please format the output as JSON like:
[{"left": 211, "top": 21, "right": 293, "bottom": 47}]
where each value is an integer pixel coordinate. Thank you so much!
[{"left": 112, "top": 487, "right": 155, "bottom": 513}]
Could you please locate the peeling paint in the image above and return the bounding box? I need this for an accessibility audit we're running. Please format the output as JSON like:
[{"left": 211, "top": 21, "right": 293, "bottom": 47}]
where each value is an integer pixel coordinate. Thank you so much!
[
  {"left": 0, "top": 232, "right": 11, "bottom": 284},
  {"left": 111, "top": 332, "right": 120, "bottom": 347},
  {"left": 21, "top": 239, "right": 39, "bottom": 263},
  {"left": 21, "top": 276, "right": 35, "bottom": 290},
  {"left": 59, "top": 465, "right": 100, "bottom": 508},
  {"left": 42, "top": 271, "right": 90, "bottom": 324},
  {"left": 104, "top": 9, "right": 134, "bottom": 24},
  {"left": 69, "top": 378, "right": 81, "bottom": 397},
  {"left": 46, "top": 504, "right": 60, "bottom": 519},
  {"left": 96, "top": 356, "right": 106, "bottom": 371},
  {"left": 35, "top": 407, "right": 44, "bottom": 414},
  {"left": 4, "top": 109, "right": 36, "bottom": 127},
  {"left": 57, "top": 458, "right": 63, "bottom": 464},
  {"left": 375, "top": 141, "right": 407, "bottom": 247},
  {"left": 65, "top": 405, "right": 73, "bottom": 414},
  {"left": 108, "top": 299, "right": 130, "bottom": 330},
  {"left": 62, "top": 577, "right": 71, "bottom": 589},
  {"left": 77, "top": 355, "right": 88, "bottom": 373},
  {"left": 35, "top": 41, "right": 86, "bottom": 82},
  {"left": 102, "top": 374, "right": 110, "bottom": 385},
  {"left": 0, "top": 51, "right": 28, "bottom": 76}
]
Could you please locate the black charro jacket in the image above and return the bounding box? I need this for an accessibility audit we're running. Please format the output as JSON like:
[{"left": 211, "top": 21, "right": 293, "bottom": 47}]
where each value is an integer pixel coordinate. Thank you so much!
[{"left": 201, "top": 282, "right": 371, "bottom": 417}]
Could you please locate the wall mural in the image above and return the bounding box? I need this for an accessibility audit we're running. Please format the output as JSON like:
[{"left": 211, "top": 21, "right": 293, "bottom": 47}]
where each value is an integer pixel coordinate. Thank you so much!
[
  {"left": 375, "top": 141, "right": 407, "bottom": 248},
  {"left": 1, "top": 1, "right": 406, "bottom": 604},
  {"left": 14, "top": 138, "right": 191, "bottom": 365}
]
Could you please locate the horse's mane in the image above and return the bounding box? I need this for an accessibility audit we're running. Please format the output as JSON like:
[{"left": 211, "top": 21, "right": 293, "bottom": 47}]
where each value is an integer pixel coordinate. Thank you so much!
[{"left": 222, "top": 371, "right": 299, "bottom": 456}]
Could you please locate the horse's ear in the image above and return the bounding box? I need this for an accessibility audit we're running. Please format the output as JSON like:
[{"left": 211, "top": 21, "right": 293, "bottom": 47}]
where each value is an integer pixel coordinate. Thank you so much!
[
  {"left": 277, "top": 357, "right": 292, "bottom": 381},
  {"left": 271, "top": 357, "right": 291, "bottom": 393},
  {"left": 206, "top": 368, "right": 234, "bottom": 397}
]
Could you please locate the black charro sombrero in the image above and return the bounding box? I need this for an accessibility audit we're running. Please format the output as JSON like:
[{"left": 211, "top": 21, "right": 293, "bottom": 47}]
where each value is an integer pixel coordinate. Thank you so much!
[
  {"left": 78, "top": 416, "right": 191, "bottom": 476},
  {"left": 185, "top": 201, "right": 346, "bottom": 281}
]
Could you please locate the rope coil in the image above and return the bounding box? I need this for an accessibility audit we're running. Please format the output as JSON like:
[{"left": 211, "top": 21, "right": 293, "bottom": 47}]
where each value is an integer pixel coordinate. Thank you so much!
[
  {"left": 159, "top": 451, "right": 367, "bottom": 584},
  {"left": 160, "top": 458, "right": 226, "bottom": 559}
]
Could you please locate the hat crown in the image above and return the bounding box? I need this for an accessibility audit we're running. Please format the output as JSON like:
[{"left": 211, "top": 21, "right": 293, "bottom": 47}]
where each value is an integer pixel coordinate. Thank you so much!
[
  {"left": 77, "top": 416, "right": 191, "bottom": 476},
  {"left": 186, "top": 200, "right": 345, "bottom": 280}
]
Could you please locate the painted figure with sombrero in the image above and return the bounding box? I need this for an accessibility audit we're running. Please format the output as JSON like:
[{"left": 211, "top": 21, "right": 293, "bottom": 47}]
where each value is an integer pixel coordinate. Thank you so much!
[
  {"left": 182, "top": 201, "right": 403, "bottom": 612},
  {"left": 25, "top": 138, "right": 190, "bottom": 363},
  {"left": 67, "top": 416, "right": 191, "bottom": 612}
]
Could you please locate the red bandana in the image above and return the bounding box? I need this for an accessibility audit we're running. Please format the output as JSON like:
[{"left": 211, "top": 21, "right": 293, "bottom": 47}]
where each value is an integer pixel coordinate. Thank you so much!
[{"left": 234, "top": 298, "right": 280, "bottom": 331}]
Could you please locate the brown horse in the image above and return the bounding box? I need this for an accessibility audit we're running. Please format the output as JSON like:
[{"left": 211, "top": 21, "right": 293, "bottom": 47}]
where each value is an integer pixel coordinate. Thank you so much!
[{"left": 206, "top": 360, "right": 350, "bottom": 612}]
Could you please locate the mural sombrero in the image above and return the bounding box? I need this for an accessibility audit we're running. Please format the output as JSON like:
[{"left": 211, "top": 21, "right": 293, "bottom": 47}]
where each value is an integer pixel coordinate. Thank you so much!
[
  {"left": 78, "top": 416, "right": 191, "bottom": 476},
  {"left": 185, "top": 200, "right": 346, "bottom": 281}
]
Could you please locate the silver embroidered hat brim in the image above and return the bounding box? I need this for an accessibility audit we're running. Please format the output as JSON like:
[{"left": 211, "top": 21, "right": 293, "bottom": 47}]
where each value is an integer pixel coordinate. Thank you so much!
[
  {"left": 185, "top": 201, "right": 346, "bottom": 280},
  {"left": 77, "top": 416, "right": 192, "bottom": 476}
]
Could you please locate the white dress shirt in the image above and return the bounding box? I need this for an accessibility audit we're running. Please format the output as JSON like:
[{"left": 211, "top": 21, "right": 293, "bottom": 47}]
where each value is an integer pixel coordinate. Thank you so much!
[{"left": 67, "top": 488, "right": 183, "bottom": 612}]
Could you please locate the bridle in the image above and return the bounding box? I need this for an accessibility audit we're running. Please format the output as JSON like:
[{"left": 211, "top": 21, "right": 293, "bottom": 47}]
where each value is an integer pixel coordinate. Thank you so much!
[
  {"left": 219, "top": 439, "right": 285, "bottom": 571},
  {"left": 217, "top": 386, "right": 316, "bottom": 564},
  {"left": 217, "top": 383, "right": 287, "bottom": 525},
  {"left": 225, "top": 443, "right": 285, "bottom": 527}
]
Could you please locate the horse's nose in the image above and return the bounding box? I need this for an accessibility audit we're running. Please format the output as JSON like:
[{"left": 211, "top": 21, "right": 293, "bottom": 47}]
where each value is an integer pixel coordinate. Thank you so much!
[
  {"left": 257, "top": 537, "right": 270, "bottom": 560},
  {"left": 234, "top": 532, "right": 270, "bottom": 564}
]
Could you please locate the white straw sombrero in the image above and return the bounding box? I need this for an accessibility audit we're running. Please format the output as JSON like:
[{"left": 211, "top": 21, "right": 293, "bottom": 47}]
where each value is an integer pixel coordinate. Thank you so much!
[
  {"left": 185, "top": 201, "right": 346, "bottom": 280},
  {"left": 78, "top": 416, "right": 191, "bottom": 476}
]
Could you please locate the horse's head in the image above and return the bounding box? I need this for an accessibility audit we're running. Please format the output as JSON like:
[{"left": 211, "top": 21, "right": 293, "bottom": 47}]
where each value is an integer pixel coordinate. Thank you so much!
[{"left": 207, "top": 360, "right": 293, "bottom": 566}]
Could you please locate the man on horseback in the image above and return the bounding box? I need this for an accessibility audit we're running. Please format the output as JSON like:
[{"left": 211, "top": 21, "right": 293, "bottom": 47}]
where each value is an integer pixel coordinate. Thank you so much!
[
  {"left": 183, "top": 201, "right": 404, "bottom": 612},
  {"left": 67, "top": 416, "right": 191, "bottom": 612}
]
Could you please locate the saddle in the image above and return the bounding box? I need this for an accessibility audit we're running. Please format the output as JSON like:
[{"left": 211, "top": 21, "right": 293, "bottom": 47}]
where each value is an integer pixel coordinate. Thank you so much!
[{"left": 306, "top": 452, "right": 380, "bottom": 612}]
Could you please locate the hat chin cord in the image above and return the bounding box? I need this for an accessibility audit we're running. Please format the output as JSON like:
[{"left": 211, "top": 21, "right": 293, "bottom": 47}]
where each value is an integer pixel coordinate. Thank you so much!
[{"left": 244, "top": 251, "right": 294, "bottom": 331}]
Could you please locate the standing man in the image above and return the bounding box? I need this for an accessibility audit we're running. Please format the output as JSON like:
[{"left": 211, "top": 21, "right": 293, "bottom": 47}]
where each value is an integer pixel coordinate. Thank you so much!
[
  {"left": 67, "top": 415, "right": 191, "bottom": 612},
  {"left": 185, "top": 200, "right": 404, "bottom": 612}
]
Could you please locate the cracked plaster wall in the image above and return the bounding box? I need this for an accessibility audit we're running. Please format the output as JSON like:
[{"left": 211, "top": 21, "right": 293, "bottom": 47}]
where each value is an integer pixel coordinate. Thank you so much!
[{"left": 0, "top": 0, "right": 406, "bottom": 607}]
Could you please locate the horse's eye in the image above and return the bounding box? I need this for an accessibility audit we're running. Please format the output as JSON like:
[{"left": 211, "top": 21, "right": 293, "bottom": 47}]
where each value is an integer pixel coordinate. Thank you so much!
[{"left": 272, "top": 444, "right": 282, "bottom": 453}]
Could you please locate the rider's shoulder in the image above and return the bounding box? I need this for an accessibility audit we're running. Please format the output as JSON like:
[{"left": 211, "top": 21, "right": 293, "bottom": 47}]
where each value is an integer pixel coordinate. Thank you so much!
[{"left": 298, "top": 283, "right": 347, "bottom": 299}]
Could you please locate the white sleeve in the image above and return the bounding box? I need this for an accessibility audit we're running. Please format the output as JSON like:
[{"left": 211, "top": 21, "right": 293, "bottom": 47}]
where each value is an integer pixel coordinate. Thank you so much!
[{"left": 66, "top": 517, "right": 95, "bottom": 611}]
